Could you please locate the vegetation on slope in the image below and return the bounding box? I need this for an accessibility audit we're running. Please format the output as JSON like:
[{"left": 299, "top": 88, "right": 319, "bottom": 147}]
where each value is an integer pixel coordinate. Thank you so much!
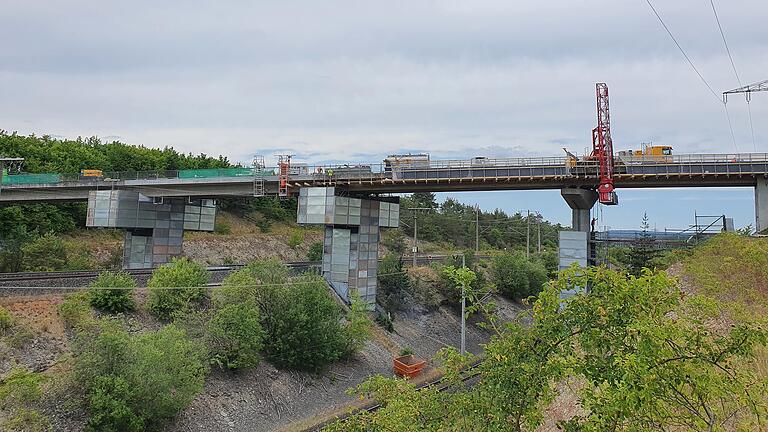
[{"left": 330, "top": 265, "right": 768, "bottom": 431}]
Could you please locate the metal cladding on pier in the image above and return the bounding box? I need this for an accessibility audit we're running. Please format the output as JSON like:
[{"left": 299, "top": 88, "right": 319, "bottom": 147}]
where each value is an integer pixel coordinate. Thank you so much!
[
  {"left": 86, "top": 190, "right": 216, "bottom": 269},
  {"left": 296, "top": 187, "right": 399, "bottom": 305}
]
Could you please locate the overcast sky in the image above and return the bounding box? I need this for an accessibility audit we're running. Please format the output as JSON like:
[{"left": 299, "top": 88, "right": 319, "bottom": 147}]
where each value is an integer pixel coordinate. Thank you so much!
[{"left": 2, "top": 0, "right": 766, "bottom": 229}]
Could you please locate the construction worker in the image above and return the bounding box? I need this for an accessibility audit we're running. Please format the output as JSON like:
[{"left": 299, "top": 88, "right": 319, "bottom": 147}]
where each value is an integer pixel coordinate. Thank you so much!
[{"left": 327, "top": 168, "right": 334, "bottom": 178}]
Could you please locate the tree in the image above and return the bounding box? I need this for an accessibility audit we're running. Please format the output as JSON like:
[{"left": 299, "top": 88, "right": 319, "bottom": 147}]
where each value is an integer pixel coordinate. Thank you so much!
[
  {"left": 74, "top": 319, "right": 208, "bottom": 431},
  {"left": 147, "top": 258, "right": 209, "bottom": 320},
  {"left": 206, "top": 301, "right": 264, "bottom": 370},
  {"left": 377, "top": 254, "right": 410, "bottom": 311},
  {"left": 88, "top": 271, "right": 136, "bottom": 313},
  {"left": 329, "top": 267, "right": 768, "bottom": 431},
  {"left": 491, "top": 252, "right": 548, "bottom": 301},
  {"left": 625, "top": 212, "right": 661, "bottom": 275},
  {"left": 258, "top": 274, "right": 350, "bottom": 371},
  {"left": 21, "top": 232, "right": 66, "bottom": 271}
]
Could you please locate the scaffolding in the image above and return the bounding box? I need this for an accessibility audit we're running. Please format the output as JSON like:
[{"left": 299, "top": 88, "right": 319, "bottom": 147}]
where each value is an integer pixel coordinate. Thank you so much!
[
  {"left": 277, "top": 155, "right": 292, "bottom": 198},
  {"left": 252, "top": 155, "right": 265, "bottom": 197}
]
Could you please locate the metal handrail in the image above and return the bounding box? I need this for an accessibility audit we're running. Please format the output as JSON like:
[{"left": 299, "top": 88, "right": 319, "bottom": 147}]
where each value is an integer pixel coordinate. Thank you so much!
[{"left": 5, "top": 153, "right": 768, "bottom": 188}]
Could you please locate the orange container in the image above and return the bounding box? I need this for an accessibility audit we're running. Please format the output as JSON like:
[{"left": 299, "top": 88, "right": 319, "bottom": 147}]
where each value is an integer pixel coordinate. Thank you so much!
[{"left": 394, "top": 354, "right": 426, "bottom": 378}]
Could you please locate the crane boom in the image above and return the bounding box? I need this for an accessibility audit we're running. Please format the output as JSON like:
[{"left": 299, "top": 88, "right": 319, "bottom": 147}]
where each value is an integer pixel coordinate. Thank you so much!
[
  {"left": 590, "top": 83, "right": 618, "bottom": 205},
  {"left": 723, "top": 79, "right": 768, "bottom": 103}
]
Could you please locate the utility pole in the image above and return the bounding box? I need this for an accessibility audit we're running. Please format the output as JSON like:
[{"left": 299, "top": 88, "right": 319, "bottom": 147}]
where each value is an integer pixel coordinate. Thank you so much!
[
  {"left": 526, "top": 210, "right": 531, "bottom": 258},
  {"left": 408, "top": 207, "right": 431, "bottom": 267},
  {"left": 537, "top": 214, "right": 541, "bottom": 254},
  {"left": 475, "top": 205, "right": 480, "bottom": 253},
  {"left": 460, "top": 253, "right": 466, "bottom": 356}
]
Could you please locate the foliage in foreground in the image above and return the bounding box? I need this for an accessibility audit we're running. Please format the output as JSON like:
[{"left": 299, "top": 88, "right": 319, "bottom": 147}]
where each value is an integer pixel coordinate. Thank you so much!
[
  {"left": 147, "top": 258, "right": 209, "bottom": 319},
  {"left": 88, "top": 271, "right": 136, "bottom": 313},
  {"left": 73, "top": 318, "right": 208, "bottom": 431},
  {"left": 328, "top": 267, "right": 768, "bottom": 431}
]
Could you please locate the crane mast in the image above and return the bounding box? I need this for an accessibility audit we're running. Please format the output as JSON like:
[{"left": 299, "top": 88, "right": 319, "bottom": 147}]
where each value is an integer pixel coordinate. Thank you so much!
[{"left": 590, "top": 82, "right": 618, "bottom": 205}]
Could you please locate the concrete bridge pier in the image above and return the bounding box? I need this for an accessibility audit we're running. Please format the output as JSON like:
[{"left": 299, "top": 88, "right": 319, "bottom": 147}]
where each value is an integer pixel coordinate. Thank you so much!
[
  {"left": 561, "top": 188, "right": 598, "bottom": 233},
  {"left": 296, "top": 187, "right": 399, "bottom": 306},
  {"left": 86, "top": 190, "right": 215, "bottom": 269},
  {"left": 756, "top": 179, "right": 768, "bottom": 234}
]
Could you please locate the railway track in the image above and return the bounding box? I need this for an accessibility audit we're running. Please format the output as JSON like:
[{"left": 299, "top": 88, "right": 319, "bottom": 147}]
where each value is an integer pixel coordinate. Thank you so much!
[
  {"left": 0, "top": 253, "right": 484, "bottom": 284},
  {"left": 0, "top": 262, "right": 321, "bottom": 283}
]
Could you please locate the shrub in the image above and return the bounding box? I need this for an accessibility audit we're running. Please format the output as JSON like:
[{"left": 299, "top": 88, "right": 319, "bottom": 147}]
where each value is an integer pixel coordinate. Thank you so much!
[
  {"left": 491, "top": 252, "right": 548, "bottom": 301},
  {"left": 259, "top": 274, "right": 348, "bottom": 371},
  {"left": 147, "top": 258, "right": 209, "bottom": 320},
  {"left": 341, "top": 293, "right": 372, "bottom": 356},
  {"left": 0, "top": 306, "right": 13, "bottom": 332},
  {"left": 377, "top": 254, "right": 410, "bottom": 311},
  {"left": 381, "top": 229, "right": 407, "bottom": 255},
  {"left": 307, "top": 241, "right": 323, "bottom": 262},
  {"left": 213, "top": 220, "right": 231, "bottom": 235},
  {"left": 213, "top": 269, "right": 260, "bottom": 307},
  {"left": 0, "top": 367, "right": 45, "bottom": 409},
  {"left": 243, "top": 258, "right": 290, "bottom": 285},
  {"left": 207, "top": 301, "right": 264, "bottom": 370},
  {"left": 59, "top": 291, "right": 94, "bottom": 329},
  {"left": 6, "top": 324, "right": 36, "bottom": 349},
  {"left": 287, "top": 230, "right": 304, "bottom": 250},
  {"left": 2, "top": 408, "right": 52, "bottom": 432},
  {"left": 89, "top": 271, "right": 136, "bottom": 313},
  {"left": 0, "top": 368, "right": 51, "bottom": 432},
  {"left": 86, "top": 375, "right": 143, "bottom": 432},
  {"left": 74, "top": 319, "right": 207, "bottom": 431},
  {"left": 21, "top": 232, "right": 67, "bottom": 271}
]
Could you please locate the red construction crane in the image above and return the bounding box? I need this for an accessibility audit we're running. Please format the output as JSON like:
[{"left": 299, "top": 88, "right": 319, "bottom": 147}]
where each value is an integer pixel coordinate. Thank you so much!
[{"left": 589, "top": 82, "right": 618, "bottom": 205}]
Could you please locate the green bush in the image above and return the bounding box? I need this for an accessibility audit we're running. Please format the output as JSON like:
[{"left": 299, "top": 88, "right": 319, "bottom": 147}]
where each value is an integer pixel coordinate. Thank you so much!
[
  {"left": 213, "top": 269, "right": 260, "bottom": 307},
  {"left": 213, "top": 220, "right": 232, "bottom": 235},
  {"left": 6, "top": 324, "right": 36, "bottom": 349},
  {"left": 59, "top": 291, "right": 94, "bottom": 329},
  {"left": 259, "top": 274, "right": 349, "bottom": 371},
  {"left": 307, "top": 241, "right": 323, "bottom": 262},
  {"left": 89, "top": 271, "right": 136, "bottom": 313},
  {"left": 74, "top": 319, "right": 207, "bottom": 431},
  {"left": 491, "top": 252, "right": 548, "bottom": 301},
  {"left": 287, "top": 230, "right": 304, "bottom": 250},
  {"left": 0, "top": 368, "right": 51, "bottom": 432},
  {"left": 2, "top": 408, "right": 52, "bottom": 432},
  {"left": 207, "top": 301, "right": 264, "bottom": 370},
  {"left": 0, "top": 367, "right": 46, "bottom": 409},
  {"left": 243, "top": 258, "right": 290, "bottom": 285},
  {"left": 0, "top": 306, "right": 13, "bottom": 332},
  {"left": 377, "top": 254, "right": 410, "bottom": 311},
  {"left": 381, "top": 229, "right": 407, "bottom": 255},
  {"left": 86, "top": 375, "right": 144, "bottom": 432},
  {"left": 147, "top": 258, "right": 209, "bottom": 320},
  {"left": 21, "top": 232, "right": 66, "bottom": 271},
  {"left": 341, "top": 293, "right": 372, "bottom": 356}
]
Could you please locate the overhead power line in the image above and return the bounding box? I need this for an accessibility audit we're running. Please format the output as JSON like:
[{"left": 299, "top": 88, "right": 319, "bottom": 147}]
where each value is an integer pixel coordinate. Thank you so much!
[
  {"left": 644, "top": 0, "right": 739, "bottom": 152},
  {"left": 709, "top": 0, "right": 757, "bottom": 151}
]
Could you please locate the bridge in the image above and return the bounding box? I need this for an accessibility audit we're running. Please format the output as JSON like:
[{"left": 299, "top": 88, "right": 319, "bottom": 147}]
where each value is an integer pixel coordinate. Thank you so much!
[{"left": 2, "top": 152, "right": 766, "bottom": 304}]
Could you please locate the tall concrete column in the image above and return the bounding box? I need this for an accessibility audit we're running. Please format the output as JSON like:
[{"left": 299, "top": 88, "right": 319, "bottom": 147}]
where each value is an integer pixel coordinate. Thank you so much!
[
  {"left": 297, "top": 187, "right": 399, "bottom": 305},
  {"left": 561, "top": 188, "right": 598, "bottom": 232},
  {"left": 86, "top": 190, "right": 215, "bottom": 269},
  {"left": 756, "top": 179, "right": 768, "bottom": 234}
]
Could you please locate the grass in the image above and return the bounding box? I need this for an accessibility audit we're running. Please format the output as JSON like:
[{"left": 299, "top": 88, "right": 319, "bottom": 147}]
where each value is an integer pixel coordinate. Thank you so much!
[{"left": 681, "top": 233, "right": 768, "bottom": 318}]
